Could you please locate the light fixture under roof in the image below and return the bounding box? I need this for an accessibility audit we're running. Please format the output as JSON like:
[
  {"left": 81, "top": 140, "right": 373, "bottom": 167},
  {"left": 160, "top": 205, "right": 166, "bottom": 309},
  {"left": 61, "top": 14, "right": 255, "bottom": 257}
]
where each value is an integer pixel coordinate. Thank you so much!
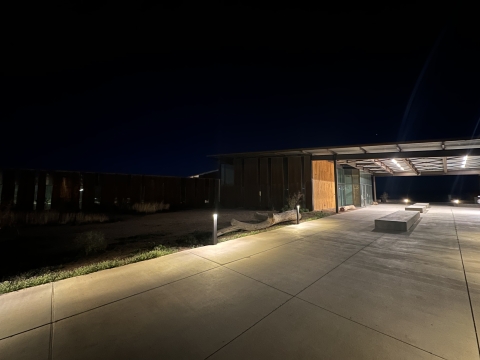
[{"left": 391, "top": 159, "right": 404, "bottom": 171}]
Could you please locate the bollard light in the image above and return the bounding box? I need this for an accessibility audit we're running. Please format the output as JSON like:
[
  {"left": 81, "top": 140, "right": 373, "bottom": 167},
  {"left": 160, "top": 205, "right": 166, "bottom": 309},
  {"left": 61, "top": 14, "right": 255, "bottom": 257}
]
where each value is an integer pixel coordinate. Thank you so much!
[
  {"left": 212, "top": 214, "right": 218, "bottom": 245},
  {"left": 404, "top": 198, "right": 409, "bottom": 203},
  {"left": 296, "top": 205, "right": 300, "bottom": 225}
]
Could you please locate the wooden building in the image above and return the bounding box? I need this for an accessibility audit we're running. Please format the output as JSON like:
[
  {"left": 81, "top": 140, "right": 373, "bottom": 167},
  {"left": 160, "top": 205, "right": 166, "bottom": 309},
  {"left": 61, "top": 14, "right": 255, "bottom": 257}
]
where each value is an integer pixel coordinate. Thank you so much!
[
  {"left": 2, "top": 139, "right": 479, "bottom": 214},
  {"left": 215, "top": 155, "right": 371, "bottom": 212},
  {"left": 212, "top": 138, "right": 480, "bottom": 212}
]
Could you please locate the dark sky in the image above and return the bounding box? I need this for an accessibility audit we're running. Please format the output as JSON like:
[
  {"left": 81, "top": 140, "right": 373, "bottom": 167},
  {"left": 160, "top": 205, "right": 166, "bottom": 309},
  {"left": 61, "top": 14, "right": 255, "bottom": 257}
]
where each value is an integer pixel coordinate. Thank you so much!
[{"left": 2, "top": 4, "right": 480, "bottom": 198}]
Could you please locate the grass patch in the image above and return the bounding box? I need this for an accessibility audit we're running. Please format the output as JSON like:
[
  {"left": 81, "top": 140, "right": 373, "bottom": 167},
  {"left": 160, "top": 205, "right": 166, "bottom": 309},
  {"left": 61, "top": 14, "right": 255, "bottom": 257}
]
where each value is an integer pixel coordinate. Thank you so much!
[
  {"left": 176, "top": 231, "right": 212, "bottom": 247},
  {"left": 0, "top": 211, "right": 332, "bottom": 294},
  {"left": 117, "top": 233, "right": 168, "bottom": 244},
  {"left": 0, "top": 245, "right": 178, "bottom": 294},
  {"left": 302, "top": 211, "right": 332, "bottom": 221}
]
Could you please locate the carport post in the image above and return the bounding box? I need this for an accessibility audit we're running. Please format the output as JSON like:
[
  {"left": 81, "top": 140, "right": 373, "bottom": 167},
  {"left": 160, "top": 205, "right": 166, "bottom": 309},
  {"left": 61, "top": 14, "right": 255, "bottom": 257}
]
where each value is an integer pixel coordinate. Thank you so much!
[
  {"left": 212, "top": 214, "right": 218, "bottom": 245},
  {"left": 334, "top": 156, "right": 339, "bottom": 214},
  {"left": 373, "top": 175, "right": 377, "bottom": 202}
]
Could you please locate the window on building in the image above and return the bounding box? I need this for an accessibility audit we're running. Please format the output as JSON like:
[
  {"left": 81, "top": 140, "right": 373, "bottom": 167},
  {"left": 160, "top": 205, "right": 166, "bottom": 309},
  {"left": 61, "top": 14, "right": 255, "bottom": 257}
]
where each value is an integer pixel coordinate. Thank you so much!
[
  {"left": 336, "top": 167, "right": 346, "bottom": 207},
  {"left": 221, "top": 164, "right": 234, "bottom": 186}
]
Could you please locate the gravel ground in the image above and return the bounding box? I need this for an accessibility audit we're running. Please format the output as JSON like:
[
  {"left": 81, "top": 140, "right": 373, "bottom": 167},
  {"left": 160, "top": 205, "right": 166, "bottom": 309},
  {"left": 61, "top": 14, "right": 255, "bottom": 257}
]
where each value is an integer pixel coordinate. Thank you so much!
[{"left": 2, "top": 208, "right": 326, "bottom": 277}]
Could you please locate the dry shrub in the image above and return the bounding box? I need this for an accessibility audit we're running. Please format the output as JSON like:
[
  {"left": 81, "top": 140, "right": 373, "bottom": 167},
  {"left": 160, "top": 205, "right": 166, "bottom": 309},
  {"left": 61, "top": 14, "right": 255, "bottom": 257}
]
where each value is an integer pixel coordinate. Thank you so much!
[
  {"left": 0, "top": 202, "right": 16, "bottom": 228},
  {"left": 283, "top": 191, "right": 303, "bottom": 211},
  {"left": 58, "top": 213, "right": 109, "bottom": 225},
  {"left": 1, "top": 210, "right": 109, "bottom": 227},
  {"left": 74, "top": 213, "right": 109, "bottom": 224},
  {"left": 0, "top": 208, "right": 16, "bottom": 228},
  {"left": 132, "top": 202, "right": 170, "bottom": 214},
  {"left": 25, "top": 211, "right": 60, "bottom": 225},
  {"left": 75, "top": 231, "right": 107, "bottom": 255}
]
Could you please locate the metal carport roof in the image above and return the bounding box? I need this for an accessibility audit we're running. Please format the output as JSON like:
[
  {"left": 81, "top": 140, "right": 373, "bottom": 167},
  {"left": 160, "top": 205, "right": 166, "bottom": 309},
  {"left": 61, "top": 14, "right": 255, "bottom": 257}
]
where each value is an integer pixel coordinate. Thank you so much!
[{"left": 210, "top": 138, "right": 480, "bottom": 177}]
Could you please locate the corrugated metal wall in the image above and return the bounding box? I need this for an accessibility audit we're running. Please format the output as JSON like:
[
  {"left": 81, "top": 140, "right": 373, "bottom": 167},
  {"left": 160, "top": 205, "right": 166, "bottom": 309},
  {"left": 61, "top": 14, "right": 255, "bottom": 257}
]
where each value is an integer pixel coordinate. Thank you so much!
[{"left": 0, "top": 169, "right": 218, "bottom": 212}]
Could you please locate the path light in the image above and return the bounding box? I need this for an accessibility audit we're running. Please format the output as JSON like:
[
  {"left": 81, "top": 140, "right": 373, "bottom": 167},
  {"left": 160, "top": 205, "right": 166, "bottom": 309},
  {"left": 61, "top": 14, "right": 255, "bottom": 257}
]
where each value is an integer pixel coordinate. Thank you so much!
[
  {"left": 212, "top": 214, "right": 218, "bottom": 245},
  {"left": 296, "top": 205, "right": 300, "bottom": 225},
  {"left": 453, "top": 199, "right": 459, "bottom": 204},
  {"left": 404, "top": 199, "right": 409, "bottom": 203}
]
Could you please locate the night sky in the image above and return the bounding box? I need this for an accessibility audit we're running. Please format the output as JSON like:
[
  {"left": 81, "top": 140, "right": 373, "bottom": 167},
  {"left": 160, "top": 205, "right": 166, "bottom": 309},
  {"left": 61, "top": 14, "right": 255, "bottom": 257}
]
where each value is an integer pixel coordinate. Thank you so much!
[{"left": 2, "top": 4, "right": 480, "bottom": 200}]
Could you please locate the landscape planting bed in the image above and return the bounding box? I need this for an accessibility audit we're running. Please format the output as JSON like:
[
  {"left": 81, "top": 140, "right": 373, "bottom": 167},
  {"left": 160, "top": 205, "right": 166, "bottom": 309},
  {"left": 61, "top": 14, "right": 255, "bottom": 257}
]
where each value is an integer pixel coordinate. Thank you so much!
[{"left": 0, "top": 208, "right": 331, "bottom": 279}]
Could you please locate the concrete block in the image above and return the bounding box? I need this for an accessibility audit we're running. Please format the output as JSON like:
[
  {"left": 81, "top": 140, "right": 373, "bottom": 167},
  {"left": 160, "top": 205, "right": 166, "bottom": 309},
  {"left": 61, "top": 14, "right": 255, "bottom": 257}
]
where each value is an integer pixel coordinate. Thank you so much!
[
  {"left": 414, "top": 202, "right": 430, "bottom": 208},
  {"left": 405, "top": 205, "right": 426, "bottom": 213},
  {"left": 375, "top": 211, "right": 420, "bottom": 231}
]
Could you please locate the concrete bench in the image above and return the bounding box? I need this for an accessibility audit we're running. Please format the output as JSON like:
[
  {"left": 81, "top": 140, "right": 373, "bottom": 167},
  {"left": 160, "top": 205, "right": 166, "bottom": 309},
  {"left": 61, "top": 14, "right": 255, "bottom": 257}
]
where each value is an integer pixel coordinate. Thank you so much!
[
  {"left": 375, "top": 211, "right": 420, "bottom": 232},
  {"left": 414, "top": 202, "right": 430, "bottom": 208},
  {"left": 405, "top": 205, "right": 426, "bottom": 213}
]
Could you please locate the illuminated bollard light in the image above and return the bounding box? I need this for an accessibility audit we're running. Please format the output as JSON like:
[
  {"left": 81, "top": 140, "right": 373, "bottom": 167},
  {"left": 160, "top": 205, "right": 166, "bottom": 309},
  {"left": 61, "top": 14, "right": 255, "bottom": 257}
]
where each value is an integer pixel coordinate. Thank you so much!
[
  {"left": 296, "top": 205, "right": 300, "bottom": 225},
  {"left": 212, "top": 213, "right": 218, "bottom": 245}
]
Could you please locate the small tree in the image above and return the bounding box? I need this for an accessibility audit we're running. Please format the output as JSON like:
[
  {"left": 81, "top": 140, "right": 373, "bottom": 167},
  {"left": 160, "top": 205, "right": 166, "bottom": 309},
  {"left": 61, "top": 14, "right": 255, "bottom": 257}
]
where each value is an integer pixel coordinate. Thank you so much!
[
  {"left": 380, "top": 192, "right": 389, "bottom": 203},
  {"left": 284, "top": 191, "right": 303, "bottom": 211}
]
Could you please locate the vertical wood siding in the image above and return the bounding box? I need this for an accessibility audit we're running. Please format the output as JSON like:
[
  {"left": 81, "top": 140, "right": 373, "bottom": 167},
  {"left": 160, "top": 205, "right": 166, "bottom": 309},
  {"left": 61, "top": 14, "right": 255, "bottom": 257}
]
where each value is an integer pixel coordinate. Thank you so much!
[
  {"left": 288, "top": 157, "right": 302, "bottom": 198},
  {"left": 312, "top": 160, "right": 336, "bottom": 210},
  {"left": 243, "top": 158, "right": 259, "bottom": 208},
  {"left": 303, "top": 156, "right": 313, "bottom": 210},
  {"left": 16, "top": 170, "right": 35, "bottom": 211},
  {"left": 259, "top": 158, "right": 269, "bottom": 209},
  {"left": 36, "top": 171, "right": 47, "bottom": 211},
  {"left": 82, "top": 173, "right": 96, "bottom": 211},
  {"left": 270, "top": 157, "right": 284, "bottom": 210},
  {"left": 0, "top": 170, "right": 15, "bottom": 206}
]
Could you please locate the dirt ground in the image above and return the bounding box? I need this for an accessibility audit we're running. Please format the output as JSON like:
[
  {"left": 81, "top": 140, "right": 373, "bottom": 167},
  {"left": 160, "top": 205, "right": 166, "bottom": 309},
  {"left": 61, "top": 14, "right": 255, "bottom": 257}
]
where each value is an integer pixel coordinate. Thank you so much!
[{"left": 0, "top": 209, "right": 332, "bottom": 279}]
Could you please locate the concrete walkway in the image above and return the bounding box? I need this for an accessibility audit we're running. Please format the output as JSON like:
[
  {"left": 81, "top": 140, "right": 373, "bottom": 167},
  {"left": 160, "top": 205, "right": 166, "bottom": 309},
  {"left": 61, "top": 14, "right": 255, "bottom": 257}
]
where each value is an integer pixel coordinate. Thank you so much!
[{"left": 1, "top": 204, "right": 480, "bottom": 359}]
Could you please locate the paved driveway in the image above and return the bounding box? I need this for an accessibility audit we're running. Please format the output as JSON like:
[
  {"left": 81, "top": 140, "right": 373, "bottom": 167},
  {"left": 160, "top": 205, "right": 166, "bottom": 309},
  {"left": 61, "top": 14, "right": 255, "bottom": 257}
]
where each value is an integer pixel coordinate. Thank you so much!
[{"left": 1, "top": 204, "right": 480, "bottom": 359}]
